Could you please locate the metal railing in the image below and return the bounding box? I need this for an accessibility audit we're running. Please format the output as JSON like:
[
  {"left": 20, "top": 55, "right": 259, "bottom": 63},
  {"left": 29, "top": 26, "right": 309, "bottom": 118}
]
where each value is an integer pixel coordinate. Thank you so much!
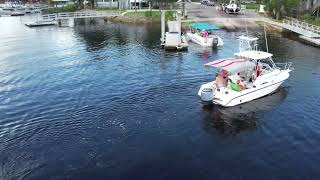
[
  {"left": 42, "top": 12, "right": 120, "bottom": 20},
  {"left": 275, "top": 62, "right": 293, "bottom": 71},
  {"left": 283, "top": 18, "right": 320, "bottom": 37}
]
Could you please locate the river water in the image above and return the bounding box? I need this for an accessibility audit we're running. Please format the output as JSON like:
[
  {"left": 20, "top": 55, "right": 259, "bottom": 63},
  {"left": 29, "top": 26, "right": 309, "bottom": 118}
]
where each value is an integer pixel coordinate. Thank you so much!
[{"left": 0, "top": 16, "right": 319, "bottom": 180}]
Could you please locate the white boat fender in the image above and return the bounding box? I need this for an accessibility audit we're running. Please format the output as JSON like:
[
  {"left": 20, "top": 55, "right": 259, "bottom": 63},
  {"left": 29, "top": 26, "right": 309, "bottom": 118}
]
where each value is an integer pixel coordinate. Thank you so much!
[{"left": 201, "top": 88, "right": 214, "bottom": 101}]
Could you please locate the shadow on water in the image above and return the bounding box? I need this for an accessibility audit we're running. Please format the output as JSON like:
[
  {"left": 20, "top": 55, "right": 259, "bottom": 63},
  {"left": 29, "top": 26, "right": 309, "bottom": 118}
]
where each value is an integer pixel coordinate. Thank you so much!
[
  {"left": 202, "top": 87, "right": 288, "bottom": 136},
  {"left": 74, "top": 19, "right": 130, "bottom": 51}
]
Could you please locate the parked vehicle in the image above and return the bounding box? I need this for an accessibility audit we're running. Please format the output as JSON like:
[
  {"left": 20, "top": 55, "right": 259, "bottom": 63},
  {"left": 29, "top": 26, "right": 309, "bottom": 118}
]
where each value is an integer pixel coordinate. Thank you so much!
[
  {"left": 223, "top": 0, "right": 241, "bottom": 14},
  {"left": 201, "top": 0, "right": 209, "bottom": 5}
]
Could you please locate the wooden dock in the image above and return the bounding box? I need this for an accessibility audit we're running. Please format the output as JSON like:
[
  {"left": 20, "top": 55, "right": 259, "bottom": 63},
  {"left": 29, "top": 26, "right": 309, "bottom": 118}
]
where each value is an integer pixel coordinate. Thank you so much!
[
  {"left": 160, "top": 11, "right": 188, "bottom": 51},
  {"left": 299, "top": 35, "right": 320, "bottom": 47}
]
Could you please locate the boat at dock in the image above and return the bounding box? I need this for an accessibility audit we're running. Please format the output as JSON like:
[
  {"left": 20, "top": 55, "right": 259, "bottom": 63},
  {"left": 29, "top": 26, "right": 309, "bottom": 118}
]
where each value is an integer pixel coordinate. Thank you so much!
[
  {"left": 10, "top": 11, "right": 24, "bottom": 16},
  {"left": 25, "top": 20, "right": 57, "bottom": 27},
  {"left": 198, "top": 36, "right": 293, "bottom": 107},
  {"left": 186, "top": 23, "right": 223, "bottom": 47}
]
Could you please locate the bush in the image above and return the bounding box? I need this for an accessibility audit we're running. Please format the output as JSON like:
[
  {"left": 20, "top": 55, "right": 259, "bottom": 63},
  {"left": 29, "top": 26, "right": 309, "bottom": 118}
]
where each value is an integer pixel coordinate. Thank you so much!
[
  {"left": 47, "top": 4, "right": 77, "bottom": 14},
  {"left": 144, "top": 11, "right": 153, "bottom": 17},
  {"left": 302, "top": 14, "right": 314, "bottom": 21},
  {"left": 165, "top": 11, "right": 174, "bottom": 20},
  {"left": 300, "top": 14, "right": 320, "bottom": 26},
  {"left": 96, "top": 7, "right": 119, "bottom": 11},
  {"left": 244, "top": 3, "right": 258, "bottom": 10},
  {"left": 314, "top": 18, "right": 320, "bottom": 26},
  {"left": 64, "top": 4, "right": 77, "bottom": 12}
]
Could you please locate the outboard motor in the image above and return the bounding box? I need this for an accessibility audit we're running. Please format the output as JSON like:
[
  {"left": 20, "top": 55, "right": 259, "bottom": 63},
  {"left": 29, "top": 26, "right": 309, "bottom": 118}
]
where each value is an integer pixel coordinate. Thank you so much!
[
  {"left": 212, "top": 37, "right": 218, "bottom": 48},
  {"left": 201, "top": 88, "right": 214, "bottom": 101}
]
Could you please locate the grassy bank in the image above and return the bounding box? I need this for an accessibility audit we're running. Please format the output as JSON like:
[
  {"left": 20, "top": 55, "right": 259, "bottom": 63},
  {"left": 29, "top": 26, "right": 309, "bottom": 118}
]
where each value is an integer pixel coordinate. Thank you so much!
[
  {"left": 125, "top": 10, "right": 175, "bottom": 21},
  {"left": 96, "top": 7, "right": 123, "bottom": 12},
  {"left": 301, "top": 14, "right": 320, "bottom": 26},
  {"left": 46, "top": 4, "right": 77, "bottom": 14},
  {"left": 243, "top": 3, "right": 258, "bottom": 10}
]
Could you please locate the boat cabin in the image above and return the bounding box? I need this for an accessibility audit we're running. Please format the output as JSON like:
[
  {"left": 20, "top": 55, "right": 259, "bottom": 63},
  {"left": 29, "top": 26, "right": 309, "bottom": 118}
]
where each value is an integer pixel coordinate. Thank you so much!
[{"left": 205, "top": 52, "right": 276, "bottom": 92}]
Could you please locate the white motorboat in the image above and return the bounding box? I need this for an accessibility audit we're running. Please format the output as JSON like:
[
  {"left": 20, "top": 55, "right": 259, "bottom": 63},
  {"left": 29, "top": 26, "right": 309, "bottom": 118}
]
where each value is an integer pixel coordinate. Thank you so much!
[
  {"left": 186, "top": 23, "right": 223, "bottom": 47},
  {"left": 25, "top": 20, "right": 57, "bottom": 27},
  {"left": 2, "top": 3, "right": 14, "bottom": 11},
  {"left": 10, "top": 10, "right": 24, "bottom": 16},
  {"left": 198, "top": 36, "right": 293, "bottom": 107}
]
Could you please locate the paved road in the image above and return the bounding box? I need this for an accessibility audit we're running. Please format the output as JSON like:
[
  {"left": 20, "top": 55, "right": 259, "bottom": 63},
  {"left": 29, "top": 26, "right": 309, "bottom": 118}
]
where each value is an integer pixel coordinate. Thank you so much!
[
  {"left": 186, "top": 2, "right": 258, "bottom": 19},
  {"left": 185, "top": 2, "right": 264, "bottom": 29}
]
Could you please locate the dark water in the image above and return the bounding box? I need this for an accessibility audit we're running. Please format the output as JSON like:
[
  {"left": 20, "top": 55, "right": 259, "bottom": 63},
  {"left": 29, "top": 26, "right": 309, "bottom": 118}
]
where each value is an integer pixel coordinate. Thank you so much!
[{"left": 0, "top": 16, "right": 319, "bottom": 180}]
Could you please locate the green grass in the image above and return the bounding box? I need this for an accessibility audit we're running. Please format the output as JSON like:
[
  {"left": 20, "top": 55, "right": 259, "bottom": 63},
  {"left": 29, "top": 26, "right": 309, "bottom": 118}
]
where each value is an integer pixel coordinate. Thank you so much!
[
  {"left": 243, "top": 3, "right": 258, "bottom": 10},
  {"left": 301, "top": 14, "right": 320, "bottom": 26},
  {"left": 125, "top": 10, "right": 175, "bottom": 20},
  {"left": 47, "top": 4, "right": 77, "bottom": 13},
  {"left": 96, "top": 7, "right": 121, "bottom": 11}
]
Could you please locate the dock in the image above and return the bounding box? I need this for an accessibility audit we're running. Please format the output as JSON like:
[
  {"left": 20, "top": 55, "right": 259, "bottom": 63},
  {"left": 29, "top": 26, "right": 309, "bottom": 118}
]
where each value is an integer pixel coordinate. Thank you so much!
[
  {"left": 299, "top": 36, "right": 320, "bottom": 47},
  {"left": 160, "top": 11, "right": 188, "bottom": 51}
]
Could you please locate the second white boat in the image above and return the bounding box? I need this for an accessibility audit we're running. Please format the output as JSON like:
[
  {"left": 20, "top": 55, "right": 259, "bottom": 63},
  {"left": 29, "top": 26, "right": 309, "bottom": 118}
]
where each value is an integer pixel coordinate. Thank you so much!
[{"left": 186, "top": 23, "right": 224, "bottom": 47}]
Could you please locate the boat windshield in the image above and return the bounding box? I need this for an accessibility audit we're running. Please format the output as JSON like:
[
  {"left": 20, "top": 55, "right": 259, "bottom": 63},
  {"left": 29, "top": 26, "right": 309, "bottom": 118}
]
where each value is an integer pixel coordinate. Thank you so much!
[{"left": 258, "top": 57, "right": 275, "bottom": 69}]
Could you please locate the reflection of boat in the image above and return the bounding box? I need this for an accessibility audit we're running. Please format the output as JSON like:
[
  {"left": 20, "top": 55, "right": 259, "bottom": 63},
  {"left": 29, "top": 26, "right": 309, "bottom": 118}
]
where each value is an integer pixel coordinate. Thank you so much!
[
  {"left": 202, "top": 87, "right": 288, "bottom": 135},
  {"left": 198, "top": 36, "right": 293, "bottom": 107},
  {"left": 186, "top": 23, "right": 223, "bottom": 47}
]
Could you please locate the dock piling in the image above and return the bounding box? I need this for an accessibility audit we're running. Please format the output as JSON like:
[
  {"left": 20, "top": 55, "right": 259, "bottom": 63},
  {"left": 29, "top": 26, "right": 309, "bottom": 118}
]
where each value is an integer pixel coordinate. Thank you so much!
[
  {"left": 177, "top": 13, "right": 181, "bottom": 45},
  {"left": 161, "top": 11, "right": 165, "bottom": 44}
]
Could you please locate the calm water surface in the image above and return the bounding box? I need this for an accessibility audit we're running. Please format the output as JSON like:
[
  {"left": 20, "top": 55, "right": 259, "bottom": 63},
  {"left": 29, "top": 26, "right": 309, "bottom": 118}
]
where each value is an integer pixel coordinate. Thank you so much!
[{"left": 0, "top": 16, "right": 320, "bottom": 180}]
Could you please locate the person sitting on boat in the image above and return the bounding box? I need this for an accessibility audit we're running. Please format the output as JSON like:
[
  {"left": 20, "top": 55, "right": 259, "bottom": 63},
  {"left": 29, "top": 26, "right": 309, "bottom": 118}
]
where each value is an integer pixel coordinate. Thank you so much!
[
  {"left": 229, "top": 72, "right": 241, "bottom": 84},
  {"left": 201, "top": 30, "right": 209, "bottom": 38},
  {"left": 215, "top": 72, "right": 227, "bottom": 88},
  {"left": 237, "top": 79, "right": 246, "bottom": 90},
  {"left": 256, "top": 63, "right": 262, "bottom": 77},
  {"left": 216, "top": 70, "right": 228, "bottom": 87}
]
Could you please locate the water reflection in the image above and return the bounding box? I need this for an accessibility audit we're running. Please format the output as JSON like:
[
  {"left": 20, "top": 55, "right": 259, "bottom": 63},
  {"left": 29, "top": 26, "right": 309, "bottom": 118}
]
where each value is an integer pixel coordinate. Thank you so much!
[
  {"left": 193, "top": 46, "right": 218, "bottom": 61},
  {"left": 202, "top": 88, "right": 288, "bottom": 136}
]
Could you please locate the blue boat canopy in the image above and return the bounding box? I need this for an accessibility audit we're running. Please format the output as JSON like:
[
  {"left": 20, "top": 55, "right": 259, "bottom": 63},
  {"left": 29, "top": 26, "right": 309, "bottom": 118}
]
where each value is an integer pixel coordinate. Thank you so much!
[{"left": 190, "top": 23, "right": 220, "bottom": 31}]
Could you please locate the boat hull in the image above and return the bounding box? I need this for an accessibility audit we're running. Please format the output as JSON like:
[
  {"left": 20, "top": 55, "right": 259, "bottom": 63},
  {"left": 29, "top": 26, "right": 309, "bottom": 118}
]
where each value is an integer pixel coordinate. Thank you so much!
[
  {"left": 198, "top": 69, "right": 291, "bottom": 107},
  {"left": 186, "top": 32, "right": 223, "bottom": 47},
  {"left": 25, "top": 22, "right": 56, "bottom": 27}
]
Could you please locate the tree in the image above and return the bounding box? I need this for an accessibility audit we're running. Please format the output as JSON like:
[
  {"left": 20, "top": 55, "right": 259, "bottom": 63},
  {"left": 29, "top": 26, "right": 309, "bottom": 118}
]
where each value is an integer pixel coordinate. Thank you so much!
[
  {"left": 76, "top": 0, "right": 84, "bottom": 9},
  {"left": 266, "top": 0, "right": 299, "bottom": 19}
]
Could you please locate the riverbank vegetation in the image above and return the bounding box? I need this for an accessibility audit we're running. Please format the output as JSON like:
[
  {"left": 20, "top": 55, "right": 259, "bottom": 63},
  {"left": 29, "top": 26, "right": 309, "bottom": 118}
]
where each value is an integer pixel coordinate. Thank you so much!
[
  {"left": 243, "top": 3, "right": 258, "bottom": 10},
  {"left": 301, "top": 14, "right": 320, "bottom": 26},
  {"left": 125, "top": 10, "right": 175, "bottom": 20},
  {"left": 46, "top": 4, "right": 78, "bottom": 14},
  {"left": 96, "top": 7, "right": 121, "bottom": 11},
  {"left": 244, "top": 0, "right": 320, "bottom": 26}
]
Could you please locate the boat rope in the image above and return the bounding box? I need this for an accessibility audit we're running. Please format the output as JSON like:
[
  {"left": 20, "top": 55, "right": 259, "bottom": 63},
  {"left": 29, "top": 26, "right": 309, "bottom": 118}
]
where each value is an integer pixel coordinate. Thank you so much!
[
  {"left": 264, "top": 22, "right": 269, "bottom": 52},
  {"left": 244, "top": 7, "right": 248, "bottom": 36}
]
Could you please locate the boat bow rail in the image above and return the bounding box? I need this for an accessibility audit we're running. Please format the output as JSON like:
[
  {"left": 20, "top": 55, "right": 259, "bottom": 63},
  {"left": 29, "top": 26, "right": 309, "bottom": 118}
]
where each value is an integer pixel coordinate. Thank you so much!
[{"left": 275, "top": 62, "right": 293, "bottom": 71}]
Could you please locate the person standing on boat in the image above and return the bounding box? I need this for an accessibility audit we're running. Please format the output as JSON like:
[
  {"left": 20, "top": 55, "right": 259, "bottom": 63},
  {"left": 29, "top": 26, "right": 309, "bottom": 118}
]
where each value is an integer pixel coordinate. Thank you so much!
[{"left": 203, "top": 30, "right": 209, "bottom": 43}]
